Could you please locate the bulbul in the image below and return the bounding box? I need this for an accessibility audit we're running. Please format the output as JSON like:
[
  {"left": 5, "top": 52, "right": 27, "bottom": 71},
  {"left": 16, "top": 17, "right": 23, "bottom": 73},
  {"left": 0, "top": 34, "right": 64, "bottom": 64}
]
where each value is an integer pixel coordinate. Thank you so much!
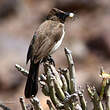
[{"left": 25, "top": 8, "right": 74, "bottom": 98}]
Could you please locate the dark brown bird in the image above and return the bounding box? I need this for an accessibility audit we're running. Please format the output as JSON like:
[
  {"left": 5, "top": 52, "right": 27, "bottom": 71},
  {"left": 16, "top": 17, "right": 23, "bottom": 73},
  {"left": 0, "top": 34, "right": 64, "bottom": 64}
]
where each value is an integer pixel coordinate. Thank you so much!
[{"left": 25, "top": 8, "right": 74, "bottom": 98}]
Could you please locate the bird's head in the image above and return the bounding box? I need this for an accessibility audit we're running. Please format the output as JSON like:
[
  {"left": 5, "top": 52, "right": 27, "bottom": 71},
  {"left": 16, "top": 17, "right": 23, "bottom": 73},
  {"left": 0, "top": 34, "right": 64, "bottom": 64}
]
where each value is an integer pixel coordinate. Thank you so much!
[{"left": 47, "top": 8, "right": 75, "bottom": 23}]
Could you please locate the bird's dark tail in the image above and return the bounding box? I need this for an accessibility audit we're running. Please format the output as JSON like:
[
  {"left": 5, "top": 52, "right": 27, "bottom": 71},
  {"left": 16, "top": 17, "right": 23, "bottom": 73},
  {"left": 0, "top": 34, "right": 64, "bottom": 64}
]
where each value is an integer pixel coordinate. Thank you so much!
[{"left": 25, "top": 61, "right": 40, "bottom": 98}]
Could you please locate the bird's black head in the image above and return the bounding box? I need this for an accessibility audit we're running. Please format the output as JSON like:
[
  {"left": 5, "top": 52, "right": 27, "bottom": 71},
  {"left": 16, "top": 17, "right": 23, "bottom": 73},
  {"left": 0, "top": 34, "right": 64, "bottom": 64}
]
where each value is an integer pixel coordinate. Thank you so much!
[{"left": 47, "top": 8, "right": 74, "bottom": 23}]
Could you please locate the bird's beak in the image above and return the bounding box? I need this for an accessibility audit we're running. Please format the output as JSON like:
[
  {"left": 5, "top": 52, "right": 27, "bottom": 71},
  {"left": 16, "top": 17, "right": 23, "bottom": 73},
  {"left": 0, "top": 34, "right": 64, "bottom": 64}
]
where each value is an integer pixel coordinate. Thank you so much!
[
  {"left": 69, "top": 13, "right": 75, "bottom": 18},
  {"left": 64, "top": 12, "right": 75, "bottom": 18}
]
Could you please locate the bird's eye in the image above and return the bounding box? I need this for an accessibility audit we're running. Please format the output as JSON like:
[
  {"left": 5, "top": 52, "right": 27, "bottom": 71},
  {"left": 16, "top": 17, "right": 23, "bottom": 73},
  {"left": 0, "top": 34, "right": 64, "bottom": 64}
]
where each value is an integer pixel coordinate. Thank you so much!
[{"left": 56, "top": 13, "right": 67, "bottom": 21}]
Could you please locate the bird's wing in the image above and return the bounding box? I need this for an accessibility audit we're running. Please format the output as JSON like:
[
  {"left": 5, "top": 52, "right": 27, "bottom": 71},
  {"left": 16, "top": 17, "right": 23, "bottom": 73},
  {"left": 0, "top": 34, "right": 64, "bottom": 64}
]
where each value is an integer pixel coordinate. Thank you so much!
[
  {"left": 33, "top": 23, "right": 63, "bottom": 63},
  {"left": 33, "top": 36, "right": 55, "bottom": 63},
  {"left": 26, "top": 32, "right": 37, "bottom": 64}
]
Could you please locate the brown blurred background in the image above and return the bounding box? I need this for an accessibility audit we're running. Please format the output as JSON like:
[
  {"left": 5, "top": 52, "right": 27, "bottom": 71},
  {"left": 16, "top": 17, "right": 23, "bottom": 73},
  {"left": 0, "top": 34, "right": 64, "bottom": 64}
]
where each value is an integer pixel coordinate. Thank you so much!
[{"left": 0, "top": 0, "right": 110, "bottom": 109}]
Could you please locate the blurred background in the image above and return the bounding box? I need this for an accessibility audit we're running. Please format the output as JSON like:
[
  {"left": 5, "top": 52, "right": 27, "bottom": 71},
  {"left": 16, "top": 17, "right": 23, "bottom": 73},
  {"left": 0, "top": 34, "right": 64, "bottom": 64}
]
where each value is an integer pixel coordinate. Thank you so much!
[{"left": 0, "top": 0, "right": 110, "bottom": 109}]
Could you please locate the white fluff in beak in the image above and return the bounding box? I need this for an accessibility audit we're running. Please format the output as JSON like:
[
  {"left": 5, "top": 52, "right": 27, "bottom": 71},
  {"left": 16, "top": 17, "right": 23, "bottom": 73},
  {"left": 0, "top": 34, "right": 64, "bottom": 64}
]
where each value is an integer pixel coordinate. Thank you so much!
[{"left": 69, "top": 13, "right": 74, "bottom": 18}]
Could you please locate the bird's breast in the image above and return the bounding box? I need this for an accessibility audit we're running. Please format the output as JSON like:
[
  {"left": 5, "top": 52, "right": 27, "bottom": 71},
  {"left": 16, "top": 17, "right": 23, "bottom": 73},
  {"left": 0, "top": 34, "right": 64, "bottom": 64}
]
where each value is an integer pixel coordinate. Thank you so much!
[{"left": 49, "top": 27, "right": 65, "bottom": 54}]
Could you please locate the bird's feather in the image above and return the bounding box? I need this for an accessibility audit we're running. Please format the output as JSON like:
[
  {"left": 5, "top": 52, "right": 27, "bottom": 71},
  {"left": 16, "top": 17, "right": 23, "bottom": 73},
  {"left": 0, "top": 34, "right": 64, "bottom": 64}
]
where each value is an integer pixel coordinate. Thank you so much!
[
  {"left": 32, "top": 20, "right": 64, "bottom": 63},
  {"left": 25, "top": 61, "right": 40, "bottom": 98},
  {"left": 26, "top": 32, "right": 37, "bottom": 64}
]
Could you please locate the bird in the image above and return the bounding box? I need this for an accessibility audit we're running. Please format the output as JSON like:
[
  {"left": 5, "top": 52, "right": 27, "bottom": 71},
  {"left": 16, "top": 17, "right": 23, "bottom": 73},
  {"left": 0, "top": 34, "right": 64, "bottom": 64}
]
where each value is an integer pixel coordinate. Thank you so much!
[{"left": 25, "top": 8, "right": 74, "bottom": 98}]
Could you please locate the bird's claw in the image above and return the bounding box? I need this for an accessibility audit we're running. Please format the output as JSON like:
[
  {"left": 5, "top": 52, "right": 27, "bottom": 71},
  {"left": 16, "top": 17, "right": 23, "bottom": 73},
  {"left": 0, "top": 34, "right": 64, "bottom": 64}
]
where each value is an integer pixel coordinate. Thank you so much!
[
  {"left": 41, "top": 56, "right": 55, "bottom": 66},
  {"left": 47, "top": 55, "right": 55, "bottom": 66}
]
